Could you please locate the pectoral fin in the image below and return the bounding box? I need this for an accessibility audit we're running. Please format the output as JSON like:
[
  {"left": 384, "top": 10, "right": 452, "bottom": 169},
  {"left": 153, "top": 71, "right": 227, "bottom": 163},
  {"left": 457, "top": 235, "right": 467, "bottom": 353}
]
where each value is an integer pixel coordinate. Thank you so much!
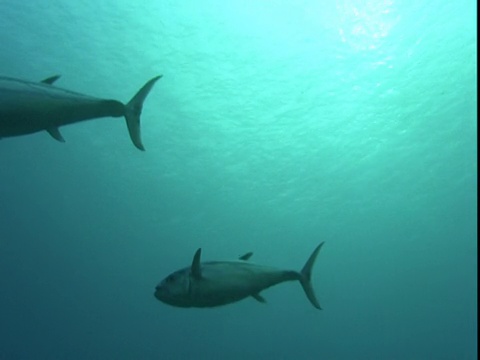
[
  {"left": 46, "top": 127, "right": 65, "bottom": 142},
  {"left": 191, "top": 248, "right": 202, "bottom": 280},
  {"left": 252, "top": 293, "right": 266, "bottom": 303}
]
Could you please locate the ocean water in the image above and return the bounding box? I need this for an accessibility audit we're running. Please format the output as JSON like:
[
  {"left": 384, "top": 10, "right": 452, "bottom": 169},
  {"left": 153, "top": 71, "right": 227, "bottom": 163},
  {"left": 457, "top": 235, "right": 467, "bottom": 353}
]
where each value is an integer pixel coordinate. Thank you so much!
[{"left": 0, "top": 0, "right": 476, "bottom": 359}]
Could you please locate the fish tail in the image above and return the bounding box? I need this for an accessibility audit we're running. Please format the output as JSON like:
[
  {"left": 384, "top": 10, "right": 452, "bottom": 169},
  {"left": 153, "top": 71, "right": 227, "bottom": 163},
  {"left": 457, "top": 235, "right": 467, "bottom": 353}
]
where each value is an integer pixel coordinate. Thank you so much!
[
  {"left": 299, "top": 242, "right": 324, "bottom": 310},
  {"left": 124, "top": 75, "right": 162, "bottom": 151}
]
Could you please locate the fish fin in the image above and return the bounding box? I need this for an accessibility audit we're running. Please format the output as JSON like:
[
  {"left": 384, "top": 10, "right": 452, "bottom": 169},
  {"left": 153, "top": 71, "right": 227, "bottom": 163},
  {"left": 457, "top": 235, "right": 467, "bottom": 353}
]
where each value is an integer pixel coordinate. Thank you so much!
[
  {"left": 239, "top": 252, "right": 253, "bottom": 261},
  {"left": 299, "top": 242, "right": 325, "bottom": 310},
  {"left": 252, "top": 293, "right": 267, "bottom": 303},
  {"left": 191, "top": 248, "right": 202, "bottom": 280},
  {"left": 46, "top": 127, "right": 65, "bottom": 142},
  {"left": 41, "top": 75, "right": 61, "bottom": 85},
  {"left": 124, "top": 75, "right": 162, "bottom": 151}
]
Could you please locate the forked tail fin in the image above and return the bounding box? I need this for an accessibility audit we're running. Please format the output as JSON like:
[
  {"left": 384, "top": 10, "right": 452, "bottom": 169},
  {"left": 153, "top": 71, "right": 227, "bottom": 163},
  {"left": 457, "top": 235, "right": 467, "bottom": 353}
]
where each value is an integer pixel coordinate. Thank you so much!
[
  {"left": 299, "top": 242, "right": 325, "bottom": 309},
  {"left": 125, "top": 75, "right": 162, "bottom": 151}
]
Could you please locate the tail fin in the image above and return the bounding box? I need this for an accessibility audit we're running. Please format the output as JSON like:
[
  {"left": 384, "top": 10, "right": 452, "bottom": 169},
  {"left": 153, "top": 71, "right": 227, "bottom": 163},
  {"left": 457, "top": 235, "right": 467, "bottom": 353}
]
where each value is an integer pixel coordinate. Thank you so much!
[
  {"left": 299, "top": 242, "right": 325, "bottom": 310},
  {"left": 125, "top": 75, "right": 162, "bottom": 151}
]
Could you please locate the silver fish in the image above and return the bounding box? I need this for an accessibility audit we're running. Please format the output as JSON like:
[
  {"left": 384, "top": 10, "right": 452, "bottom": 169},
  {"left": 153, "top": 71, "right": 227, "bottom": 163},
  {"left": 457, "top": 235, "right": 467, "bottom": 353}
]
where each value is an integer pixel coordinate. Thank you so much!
[
  {"left": 0, "top": 75, "right": 161, "bottom": 150},
  {"left": 155, "top": 242, "right": 324, "bottom": 309}
]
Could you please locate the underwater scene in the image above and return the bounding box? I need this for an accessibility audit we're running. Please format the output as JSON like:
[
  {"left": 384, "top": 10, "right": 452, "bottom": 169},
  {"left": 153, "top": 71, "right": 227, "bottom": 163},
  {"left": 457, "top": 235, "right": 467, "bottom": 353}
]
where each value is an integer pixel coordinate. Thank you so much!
[{"left": 0, "top": 0, "right": 477, "bottom": 359}]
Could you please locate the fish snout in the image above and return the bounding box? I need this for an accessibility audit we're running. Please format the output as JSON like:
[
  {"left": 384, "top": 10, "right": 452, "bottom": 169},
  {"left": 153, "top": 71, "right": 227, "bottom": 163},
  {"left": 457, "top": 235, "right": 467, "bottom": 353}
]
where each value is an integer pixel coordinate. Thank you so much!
[{"left": 154, "top": 285, "right": 164, "bottom": 300}]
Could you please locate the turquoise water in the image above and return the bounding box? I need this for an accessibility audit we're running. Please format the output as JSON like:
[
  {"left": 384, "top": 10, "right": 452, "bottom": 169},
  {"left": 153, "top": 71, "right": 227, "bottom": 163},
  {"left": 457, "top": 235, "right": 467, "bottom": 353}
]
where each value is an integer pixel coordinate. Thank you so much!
[{"left": 0, "top": 0, "right": 477, "bottom": 359}]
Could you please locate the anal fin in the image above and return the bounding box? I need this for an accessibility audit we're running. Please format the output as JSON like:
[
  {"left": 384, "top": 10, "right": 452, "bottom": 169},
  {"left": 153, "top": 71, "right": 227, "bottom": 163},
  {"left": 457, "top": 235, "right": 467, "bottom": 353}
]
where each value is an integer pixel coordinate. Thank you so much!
[
  {"left": 252, "top": 293, "right": 266, "bottom": 303},
  {"left": 47, "top": 127, "right": 65, "bottom": 142}
]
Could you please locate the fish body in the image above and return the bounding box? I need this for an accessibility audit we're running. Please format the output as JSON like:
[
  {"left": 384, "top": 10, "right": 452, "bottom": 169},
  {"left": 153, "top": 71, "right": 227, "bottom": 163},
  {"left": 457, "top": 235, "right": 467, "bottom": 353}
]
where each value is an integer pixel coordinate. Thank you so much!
[
  {"left": 0, "top": 75, "right": 161, "bottom": 150},
  {"left": 154, "top": 242, "right": 324, "bottom": 309}
]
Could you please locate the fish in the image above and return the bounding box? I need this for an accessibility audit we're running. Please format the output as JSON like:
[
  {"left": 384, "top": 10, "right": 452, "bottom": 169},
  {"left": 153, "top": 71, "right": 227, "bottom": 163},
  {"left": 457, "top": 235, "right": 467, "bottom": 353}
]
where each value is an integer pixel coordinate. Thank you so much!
[
  {"left": 154, "top": 242, "right": 325, "bottom": 309},
  {"left": 0, "top": 74, "right": 162, "bottom": 150}
]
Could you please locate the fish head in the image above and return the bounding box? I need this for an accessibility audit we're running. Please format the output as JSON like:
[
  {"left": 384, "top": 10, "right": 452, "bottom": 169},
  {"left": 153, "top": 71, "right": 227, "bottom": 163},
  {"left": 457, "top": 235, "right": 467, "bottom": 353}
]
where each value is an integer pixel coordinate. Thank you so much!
[{"left": 154, "top": 268, "right": 193, "bottom": 307}]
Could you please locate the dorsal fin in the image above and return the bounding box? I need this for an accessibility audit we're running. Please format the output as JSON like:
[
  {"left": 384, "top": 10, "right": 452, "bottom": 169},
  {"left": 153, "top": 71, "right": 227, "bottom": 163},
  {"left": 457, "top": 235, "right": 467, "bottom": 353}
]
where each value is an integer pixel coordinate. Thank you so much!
[
  {"left": 41, "top": 75, "right": 61, "bottom": 85},
  {"left": 191, "top": 248, "right": 202, "bottom": 279},
  {"left": 239, "top": 252, "right": 253, "bottom": 261}
]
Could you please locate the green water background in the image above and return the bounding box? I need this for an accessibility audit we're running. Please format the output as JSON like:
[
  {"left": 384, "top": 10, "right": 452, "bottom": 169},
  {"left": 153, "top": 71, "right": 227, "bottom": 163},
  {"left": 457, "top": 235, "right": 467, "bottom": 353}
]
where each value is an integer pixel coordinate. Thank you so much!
[{"left": 0, "top": 1, "right": 476, "bottom": 359}]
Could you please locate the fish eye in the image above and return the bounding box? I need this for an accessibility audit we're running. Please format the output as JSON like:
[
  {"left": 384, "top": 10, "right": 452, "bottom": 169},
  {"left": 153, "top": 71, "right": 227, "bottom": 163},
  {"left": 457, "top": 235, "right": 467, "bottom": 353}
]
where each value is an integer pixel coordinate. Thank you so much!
[{"left": 166, "top": 274, "right": 176, "bottom": 283}]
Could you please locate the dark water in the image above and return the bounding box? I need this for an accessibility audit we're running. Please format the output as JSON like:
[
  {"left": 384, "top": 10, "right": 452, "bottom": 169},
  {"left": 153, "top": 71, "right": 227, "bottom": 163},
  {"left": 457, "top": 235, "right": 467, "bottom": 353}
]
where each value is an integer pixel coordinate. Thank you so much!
[{"left": 0, "top": 1, "right": 477, "bottom": 359}]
